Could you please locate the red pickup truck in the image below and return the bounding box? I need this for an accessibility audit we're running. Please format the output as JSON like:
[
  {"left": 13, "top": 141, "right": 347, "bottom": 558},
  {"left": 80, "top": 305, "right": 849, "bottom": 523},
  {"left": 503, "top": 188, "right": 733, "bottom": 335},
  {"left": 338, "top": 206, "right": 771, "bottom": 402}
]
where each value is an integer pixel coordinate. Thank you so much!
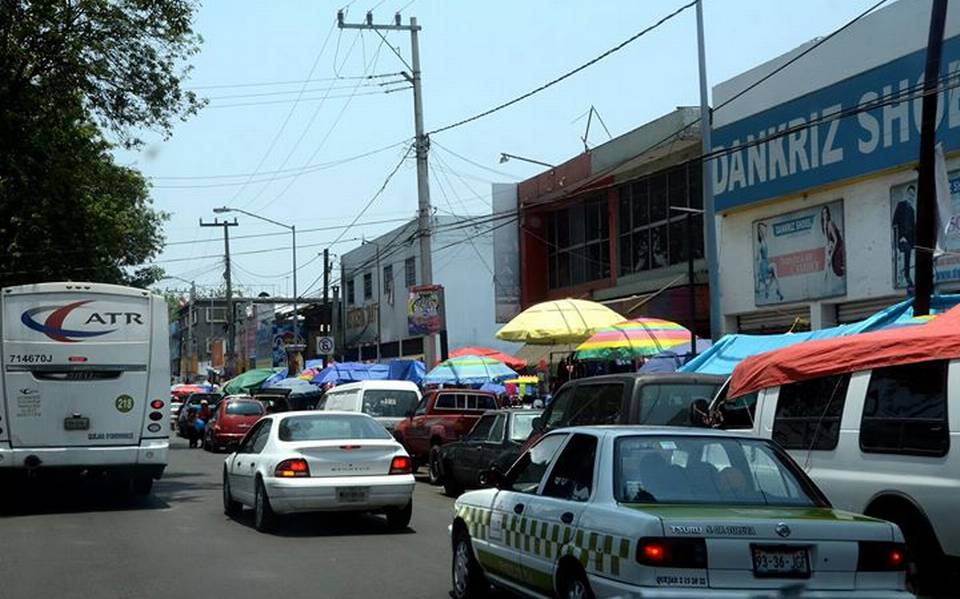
[{"left": 394, "top": 389, "right": 501, "bottom": 485}]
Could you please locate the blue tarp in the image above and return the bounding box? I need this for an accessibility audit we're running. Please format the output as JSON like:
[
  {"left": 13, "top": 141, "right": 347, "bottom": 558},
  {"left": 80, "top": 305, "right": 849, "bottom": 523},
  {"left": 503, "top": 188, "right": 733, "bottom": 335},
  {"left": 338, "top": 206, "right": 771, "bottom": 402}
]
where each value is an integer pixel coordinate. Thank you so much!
[
  {"left": 263, "top": 377, "right": 323, "bottom": 397},
  {"left": 388, "top": 359, "right": 426, "bottom": 385},
  {"left": 308, "top": 360, "right": 425, "bottom": 386},
  {"left": 680, "top": 294, "right": 960, "bottom": 376},
  {"left": 638, "top": 339, "right": 714, "bottom": 374}
]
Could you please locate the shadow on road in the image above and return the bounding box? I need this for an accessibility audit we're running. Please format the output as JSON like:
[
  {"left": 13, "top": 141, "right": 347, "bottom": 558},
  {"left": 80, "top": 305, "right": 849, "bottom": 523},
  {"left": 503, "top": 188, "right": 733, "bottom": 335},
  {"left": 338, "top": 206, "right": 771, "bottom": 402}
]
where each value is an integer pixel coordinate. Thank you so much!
[
  {"left": 228, "top": 509, "right": 418, "bottom": 538},
  {"left": 0, "top": 475, "right": 170, "bottom": 516}
]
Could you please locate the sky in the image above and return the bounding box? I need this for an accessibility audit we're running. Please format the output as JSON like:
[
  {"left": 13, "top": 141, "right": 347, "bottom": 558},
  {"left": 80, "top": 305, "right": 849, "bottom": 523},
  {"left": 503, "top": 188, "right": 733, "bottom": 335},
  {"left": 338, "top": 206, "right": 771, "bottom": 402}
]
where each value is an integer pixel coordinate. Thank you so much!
[{"left": 122, "top": 0, "right": 885, "bottom": 299}]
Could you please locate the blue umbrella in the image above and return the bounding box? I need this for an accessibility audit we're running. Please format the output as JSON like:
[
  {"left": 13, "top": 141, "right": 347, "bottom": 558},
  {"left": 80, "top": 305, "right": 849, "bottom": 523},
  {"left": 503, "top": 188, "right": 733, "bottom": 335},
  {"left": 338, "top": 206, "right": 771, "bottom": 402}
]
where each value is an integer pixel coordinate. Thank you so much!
[
  {"left": 424, "top": 355, "right": 517, "bottom": 386},
  {"left": 263, "top": 376, "right": 322, "bottom": 397},
  {"left": 638, "top": 339, "right": 714, "bottom": 373}
]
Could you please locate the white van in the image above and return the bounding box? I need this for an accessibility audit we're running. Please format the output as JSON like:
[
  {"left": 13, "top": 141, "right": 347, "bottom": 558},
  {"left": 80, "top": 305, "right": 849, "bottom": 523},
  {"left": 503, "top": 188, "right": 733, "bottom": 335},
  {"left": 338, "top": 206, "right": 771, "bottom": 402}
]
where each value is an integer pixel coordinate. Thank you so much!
[
  {"left": 711, "top": 328, "right": 960, "bottom": 594},
  {"left": 319, "top": 381, "right": 421, "bottom": 433},
  {"left": 0, "top": 283, "right": 170, "bottom": 494}
]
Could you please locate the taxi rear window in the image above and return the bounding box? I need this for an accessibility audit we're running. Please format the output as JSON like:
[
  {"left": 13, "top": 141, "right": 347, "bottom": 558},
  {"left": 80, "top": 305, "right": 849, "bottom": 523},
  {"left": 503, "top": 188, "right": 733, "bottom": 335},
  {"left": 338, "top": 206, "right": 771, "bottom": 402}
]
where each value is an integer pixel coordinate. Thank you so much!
[{"left": 614, "top": 435, "right": 822, "bottom": 507}]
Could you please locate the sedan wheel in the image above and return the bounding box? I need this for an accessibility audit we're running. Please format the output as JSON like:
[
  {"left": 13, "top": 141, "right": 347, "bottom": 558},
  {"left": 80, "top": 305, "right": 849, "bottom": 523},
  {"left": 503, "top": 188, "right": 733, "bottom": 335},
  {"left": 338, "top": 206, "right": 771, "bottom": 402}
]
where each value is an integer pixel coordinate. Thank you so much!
[
  {"left": 560, "top": 567, "right": 594, "bottom": 599},
  {"left": 253, "top": 478, "right": 276, "bottom": 532},
  {"left": 451, "top": 529, "right": 487, "bottom": 599},
  {"left": 222, "top": 471, "right": 242, "bottom": 517}
]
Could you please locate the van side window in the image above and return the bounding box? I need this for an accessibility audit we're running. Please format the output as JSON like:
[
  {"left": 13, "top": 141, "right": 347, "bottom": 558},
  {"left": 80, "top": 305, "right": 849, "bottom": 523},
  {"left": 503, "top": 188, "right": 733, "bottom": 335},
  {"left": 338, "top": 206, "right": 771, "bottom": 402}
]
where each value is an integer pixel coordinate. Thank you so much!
[
  {"left": 477, "top": 395, "right": 497, "bottom": 410},
  {"left": 717, "top": 392, "right": 758, "bottom": 429},
  {"left": 435, "top": 394, "right": 455, "bottom": 409},
  {"left": 773, "top": 374, "right": 850, "bottom": 450},
  {"left": 860, "top": 360, "right": 949, "bottom": 457}
]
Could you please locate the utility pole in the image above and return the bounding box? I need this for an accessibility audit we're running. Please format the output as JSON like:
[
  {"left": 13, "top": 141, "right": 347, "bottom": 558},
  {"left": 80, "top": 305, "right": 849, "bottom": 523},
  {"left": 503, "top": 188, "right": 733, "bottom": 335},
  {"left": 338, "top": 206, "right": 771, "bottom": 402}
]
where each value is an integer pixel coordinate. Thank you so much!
[
  {"left": 322, "top": 248, "right": 330, "bottom": 367},
  {"left": 375, "top": 241, "right": 382, "bottom": 363},
  {"left": 200, "top": 218, "right": 239, "bottom": 376},
  {"left": 696, "top": 0, "right": 721, "bottom": 340},
  {"left": 913, "top": 0, "right": 949, "bottom": 316},
  {"left": 188, "top": 281, "right": 196, "bottom": 381},
  {"left": 338, "top": 10, "right": 436, "bottom": 367}
]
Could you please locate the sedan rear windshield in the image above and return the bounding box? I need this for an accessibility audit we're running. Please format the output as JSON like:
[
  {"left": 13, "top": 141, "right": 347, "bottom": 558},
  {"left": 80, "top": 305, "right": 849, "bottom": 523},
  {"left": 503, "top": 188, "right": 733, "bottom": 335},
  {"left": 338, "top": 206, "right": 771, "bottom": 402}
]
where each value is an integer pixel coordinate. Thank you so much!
[
  {"left": 615, "top": 436, "right": 822, "bottom": 508},
  {"left": 225, "top": 401, "right": 264, "bottom": 416},
  {"left": 362, "top": 390, "right": 419, "bottom": 418},
  {"left": 278, "top": 414, "right": 392, "bottom": 442}
]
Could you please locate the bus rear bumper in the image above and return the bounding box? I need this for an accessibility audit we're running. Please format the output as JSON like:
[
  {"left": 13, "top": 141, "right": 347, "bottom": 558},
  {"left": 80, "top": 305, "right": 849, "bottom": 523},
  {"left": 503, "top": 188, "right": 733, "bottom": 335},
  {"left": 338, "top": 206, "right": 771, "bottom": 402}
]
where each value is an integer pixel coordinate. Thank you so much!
[{"left": 0, "top": 439, "right": 168, "bottom": 478}]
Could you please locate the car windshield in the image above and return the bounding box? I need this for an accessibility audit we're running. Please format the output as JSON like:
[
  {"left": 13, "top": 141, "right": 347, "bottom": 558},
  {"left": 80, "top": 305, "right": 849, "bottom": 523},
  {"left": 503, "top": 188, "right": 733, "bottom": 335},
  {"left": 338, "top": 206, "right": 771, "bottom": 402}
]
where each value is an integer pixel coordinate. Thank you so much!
[
  {"left": 614, "top": 435, "right": 821, "bottom": 507},
  {"left": 225, "top": 401, "right": 263, "bottom": 416},
  {"left": 362, "top": 390, "right": 420, "bottom": 418},
  {"left": 278, "top": 414, "right": 392, "bottom": 442},
  {"left": 510, "top": 413, "right": 539, "bottom": 442}
]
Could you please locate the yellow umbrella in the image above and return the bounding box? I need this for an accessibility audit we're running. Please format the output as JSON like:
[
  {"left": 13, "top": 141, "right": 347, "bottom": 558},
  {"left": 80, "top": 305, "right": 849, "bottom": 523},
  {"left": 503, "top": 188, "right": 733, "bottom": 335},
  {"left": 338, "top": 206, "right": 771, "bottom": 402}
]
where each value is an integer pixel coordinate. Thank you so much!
[{"left": 496, "top": 298, "right": 625, "bottom": 345}]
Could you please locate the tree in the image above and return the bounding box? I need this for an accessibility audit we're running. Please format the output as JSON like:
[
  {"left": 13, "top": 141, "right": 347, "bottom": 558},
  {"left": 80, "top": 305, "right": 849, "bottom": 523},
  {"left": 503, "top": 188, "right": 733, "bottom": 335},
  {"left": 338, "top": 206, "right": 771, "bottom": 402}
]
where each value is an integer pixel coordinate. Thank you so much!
[{"left": 0, "top": 1, "right": 205, "bottom": 288}]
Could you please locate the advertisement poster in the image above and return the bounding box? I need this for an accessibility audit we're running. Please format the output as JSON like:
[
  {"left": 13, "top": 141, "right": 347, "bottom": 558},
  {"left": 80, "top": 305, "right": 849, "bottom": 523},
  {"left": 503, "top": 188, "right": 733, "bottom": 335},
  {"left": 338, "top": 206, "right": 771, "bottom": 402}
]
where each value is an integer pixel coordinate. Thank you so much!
[
  {"left": 270, "top": 322, "right": 302, "bottom": 368},
  {"left": 254, "top": 303, "right": 275, "bottom": 368},
  {"left": 753, "top": 200, "right": 846, "bottom": 306},
  {"left": 890, "top": 172, "right": 960, "bottom": 289},
  {"left": 492, "top": 183, "right": 521, "bottom": 322},
  {"left": 408, "top": 285, "right": 445, "bottom": 336}
]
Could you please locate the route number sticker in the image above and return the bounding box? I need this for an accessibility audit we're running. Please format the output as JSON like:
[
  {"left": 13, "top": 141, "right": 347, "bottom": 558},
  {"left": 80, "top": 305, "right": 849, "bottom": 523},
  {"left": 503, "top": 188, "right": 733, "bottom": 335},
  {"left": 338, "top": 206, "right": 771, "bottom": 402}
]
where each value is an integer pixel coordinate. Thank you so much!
[{"left": 115, "top": 394, "right": 135, "bottom": 413}]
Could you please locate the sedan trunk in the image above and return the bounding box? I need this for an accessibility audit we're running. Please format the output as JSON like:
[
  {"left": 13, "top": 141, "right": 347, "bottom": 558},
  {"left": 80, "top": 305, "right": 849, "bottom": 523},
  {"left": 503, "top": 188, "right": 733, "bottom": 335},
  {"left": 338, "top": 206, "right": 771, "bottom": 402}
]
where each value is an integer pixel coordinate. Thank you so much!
[{"left": 285, "top": 439, "right": 401, "bottom": 477}]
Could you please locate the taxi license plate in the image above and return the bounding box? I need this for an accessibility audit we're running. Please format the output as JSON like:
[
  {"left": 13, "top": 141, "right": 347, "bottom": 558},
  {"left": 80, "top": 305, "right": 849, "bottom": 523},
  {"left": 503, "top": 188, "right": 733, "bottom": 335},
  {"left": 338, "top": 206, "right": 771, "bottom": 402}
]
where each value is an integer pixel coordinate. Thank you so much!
[
  {"left": 751, "top": 545, "right": 810, "bottom": 578},
  {"left": 336, "top": 487, "right": 369, "bottom": 503},
  {"left": 64, "top": 416, "right": 90, "bottom": 431}
]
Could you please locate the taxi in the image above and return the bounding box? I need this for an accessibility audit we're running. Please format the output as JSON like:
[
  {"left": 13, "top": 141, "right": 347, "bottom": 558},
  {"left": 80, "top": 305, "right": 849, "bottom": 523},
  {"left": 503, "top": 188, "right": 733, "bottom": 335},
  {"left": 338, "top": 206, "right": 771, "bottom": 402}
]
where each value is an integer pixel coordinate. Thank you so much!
[{"left": 450, "top": 427, "right": 912, "bottom": 598}]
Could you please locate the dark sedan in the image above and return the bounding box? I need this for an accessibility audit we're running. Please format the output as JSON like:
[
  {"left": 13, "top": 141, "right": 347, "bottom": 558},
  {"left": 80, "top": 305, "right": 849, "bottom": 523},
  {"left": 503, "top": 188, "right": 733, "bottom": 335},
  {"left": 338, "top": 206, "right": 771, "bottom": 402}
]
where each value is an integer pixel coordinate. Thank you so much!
[{"left": 437, "top": 409, "right": 540, "bottom": 497}]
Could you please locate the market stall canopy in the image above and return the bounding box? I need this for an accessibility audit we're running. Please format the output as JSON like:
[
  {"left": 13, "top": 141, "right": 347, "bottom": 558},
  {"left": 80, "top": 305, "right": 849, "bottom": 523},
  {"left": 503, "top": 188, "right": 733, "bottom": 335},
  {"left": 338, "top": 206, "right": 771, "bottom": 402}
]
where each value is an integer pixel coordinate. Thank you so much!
[
  {"left": 496, "top": 298, "right": 624, "bottom": 345},
  {"left": 387, "top": 359, "right": 426, "bottom": 385},
  {"left": 681, "top": 294, "right": 960, "bottom": 376},
  {"left": 450, "top": 346, "right": 526, "bottom": 370},
  {"left": 638, "top": 339, "right": 714, "bottom": 373},
  {"left": 263, "top": 377, "right": 323, "bottom": 397},
  {"left": 222, "top": 368, "right": 285, "bottom": 396},
  {"left": 576, "top": 318, "right": 691, "bottom": 361},
  {"left": 424, "top": 355, "right": 518, "bottom": 386},
  {"left": 310, "top": 362, "right": 390, "bottom": 385},
  {"left": 728, "top": 305, "right": 960, "bottom": 399},
  {"left": 170, "top": 383, "right": 213, "bottom": 398}
]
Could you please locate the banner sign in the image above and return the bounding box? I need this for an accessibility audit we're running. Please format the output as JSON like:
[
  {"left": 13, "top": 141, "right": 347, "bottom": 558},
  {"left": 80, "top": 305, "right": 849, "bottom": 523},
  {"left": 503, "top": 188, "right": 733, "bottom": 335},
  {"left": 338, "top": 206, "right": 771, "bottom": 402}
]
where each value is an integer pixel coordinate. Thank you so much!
[
  {"left": 890, "top": 171, "right": 960, "bottom": 288},
  {"left": 753, "top": 200, "right": 846, "bottom": 306},
  {"left": 492, "top": 183, "right": 521, "bottom": 322},
  {"left": 713, "top": 35, "right": 960, "bottom": 211},
  {"left": 408, "top": 285, "right": 445, "bottom": 336}
]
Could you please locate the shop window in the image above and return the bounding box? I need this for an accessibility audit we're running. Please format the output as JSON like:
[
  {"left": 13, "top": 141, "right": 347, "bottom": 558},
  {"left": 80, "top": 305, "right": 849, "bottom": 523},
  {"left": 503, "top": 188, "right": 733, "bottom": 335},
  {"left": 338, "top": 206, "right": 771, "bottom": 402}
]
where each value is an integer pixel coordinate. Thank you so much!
[
  {"left": 860, "top": 360, "right": 949, "bottom": 457},
  {"left": 773, "top": 374, "right": 850, "bottom": 450},
  {"left": 346, "top": 279, "right": 355, "bottom": 305},
  {"left": 546, "top": 197, "right": 610, "bottom": 289}
]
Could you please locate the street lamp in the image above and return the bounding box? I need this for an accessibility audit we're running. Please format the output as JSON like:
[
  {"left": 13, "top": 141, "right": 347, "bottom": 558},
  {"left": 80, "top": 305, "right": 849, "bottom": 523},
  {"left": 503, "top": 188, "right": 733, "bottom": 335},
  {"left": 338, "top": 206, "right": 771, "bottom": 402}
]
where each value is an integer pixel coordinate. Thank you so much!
[
  {"left": 669, "top": 205, "right": 703, "bottom": 360},
  {"left": 213, "top": 206, "right": 300, "bottom": 348},
  {"left": 498, "top": 152, "right": 556, "bottom": 169}
]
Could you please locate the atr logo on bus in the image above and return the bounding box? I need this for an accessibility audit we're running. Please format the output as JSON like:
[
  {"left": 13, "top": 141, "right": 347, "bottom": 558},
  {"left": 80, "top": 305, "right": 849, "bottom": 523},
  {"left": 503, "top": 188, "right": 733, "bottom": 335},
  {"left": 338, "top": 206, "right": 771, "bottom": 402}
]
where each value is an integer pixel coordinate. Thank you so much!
[{"left": 20, "top": 300, "right": 143, "bottom": 343}]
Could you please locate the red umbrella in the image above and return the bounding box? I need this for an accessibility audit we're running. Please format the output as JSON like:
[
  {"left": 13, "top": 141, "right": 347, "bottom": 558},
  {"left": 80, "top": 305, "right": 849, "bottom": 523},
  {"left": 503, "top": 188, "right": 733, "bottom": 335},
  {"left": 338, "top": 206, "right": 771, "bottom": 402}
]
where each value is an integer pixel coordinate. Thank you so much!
[
  {"left": 171, "top": 384, "right": 205, "bottom": 399},
  {"left": 449, "top": 346, "right": 526, "bottom": 370}
]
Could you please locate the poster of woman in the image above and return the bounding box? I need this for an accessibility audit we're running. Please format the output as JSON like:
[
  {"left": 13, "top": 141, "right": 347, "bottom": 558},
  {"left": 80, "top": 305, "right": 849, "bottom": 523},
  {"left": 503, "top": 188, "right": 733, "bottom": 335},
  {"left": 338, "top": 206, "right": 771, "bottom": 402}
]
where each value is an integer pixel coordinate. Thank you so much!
[{"left": 753, "top": 200, "right": 846, "bottom": 306}]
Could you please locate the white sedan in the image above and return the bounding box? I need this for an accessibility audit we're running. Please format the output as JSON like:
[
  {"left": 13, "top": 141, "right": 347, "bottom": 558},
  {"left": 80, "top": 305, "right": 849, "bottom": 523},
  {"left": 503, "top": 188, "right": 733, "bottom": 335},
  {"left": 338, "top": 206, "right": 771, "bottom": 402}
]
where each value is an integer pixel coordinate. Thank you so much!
[
  {"left": 222, "top": 410, "right": 415, "bottom": 532},
  {"left": 451, "top": 426, "right": 912, "bottom": 598}
]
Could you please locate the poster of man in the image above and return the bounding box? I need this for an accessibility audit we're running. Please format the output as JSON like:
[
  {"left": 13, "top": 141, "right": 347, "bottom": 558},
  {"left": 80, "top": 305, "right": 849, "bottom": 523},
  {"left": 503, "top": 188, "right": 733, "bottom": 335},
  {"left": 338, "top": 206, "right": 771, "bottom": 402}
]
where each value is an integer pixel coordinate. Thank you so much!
[
  {"left": 753, "top": 200, "right": 847, "bottom": 306},
  {"left": 890, "top": 173, "right": 960, "bottom": 289}
]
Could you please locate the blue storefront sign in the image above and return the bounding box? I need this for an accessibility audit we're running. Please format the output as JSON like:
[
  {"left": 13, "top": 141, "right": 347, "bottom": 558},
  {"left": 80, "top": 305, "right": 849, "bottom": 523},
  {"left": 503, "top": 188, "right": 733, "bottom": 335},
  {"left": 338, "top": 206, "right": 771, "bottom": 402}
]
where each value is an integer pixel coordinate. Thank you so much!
[{"left": 713, "top": 34, "right": 960, "bottom": 212}]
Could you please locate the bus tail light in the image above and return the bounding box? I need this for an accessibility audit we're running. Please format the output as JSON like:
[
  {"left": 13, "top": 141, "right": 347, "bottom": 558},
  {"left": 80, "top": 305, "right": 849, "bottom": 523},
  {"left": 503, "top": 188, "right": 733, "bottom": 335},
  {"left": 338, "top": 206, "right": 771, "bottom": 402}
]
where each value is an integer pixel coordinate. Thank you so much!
[
  {"left": 636, "top": 537, "right": 708, "bottom": 568},
  {"left": 150, "top": 399, "right": 164, "bottom": 409},
  {"left": 275, "top": 458, "right": 310, "bottom": 478}
]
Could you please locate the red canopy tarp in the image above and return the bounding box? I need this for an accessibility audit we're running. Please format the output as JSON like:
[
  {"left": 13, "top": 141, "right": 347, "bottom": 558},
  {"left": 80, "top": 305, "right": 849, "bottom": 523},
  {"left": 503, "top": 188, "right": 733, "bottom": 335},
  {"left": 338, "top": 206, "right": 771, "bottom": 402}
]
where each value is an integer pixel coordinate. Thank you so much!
[
  {"left": 729, "top": 305, "right": 960, "bottom": 399},
  {"left": 448, "top": 346, "right": 526, "bottom": 370}
]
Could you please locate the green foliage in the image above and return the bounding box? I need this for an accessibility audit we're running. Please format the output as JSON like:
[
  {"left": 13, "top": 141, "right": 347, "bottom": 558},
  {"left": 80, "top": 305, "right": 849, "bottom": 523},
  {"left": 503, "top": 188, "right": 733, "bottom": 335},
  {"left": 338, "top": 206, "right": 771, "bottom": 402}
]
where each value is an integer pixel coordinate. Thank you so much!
[{"left": 0, "top": 0, "right": 204, "bottom": 289}]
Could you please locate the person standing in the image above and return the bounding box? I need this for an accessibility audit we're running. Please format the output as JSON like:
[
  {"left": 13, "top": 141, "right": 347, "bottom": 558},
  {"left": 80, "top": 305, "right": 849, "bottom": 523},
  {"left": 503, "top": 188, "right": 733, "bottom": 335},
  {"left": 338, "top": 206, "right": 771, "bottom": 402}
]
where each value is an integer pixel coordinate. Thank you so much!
[{"left": 893, "top": 184, "right": 917, "bottom": 287}]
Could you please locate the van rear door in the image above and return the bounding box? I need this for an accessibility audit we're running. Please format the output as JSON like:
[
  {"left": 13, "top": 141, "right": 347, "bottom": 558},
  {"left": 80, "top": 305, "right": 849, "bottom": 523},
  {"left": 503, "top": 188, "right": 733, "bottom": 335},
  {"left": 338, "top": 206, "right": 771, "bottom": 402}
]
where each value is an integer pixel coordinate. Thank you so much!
[{"left": 3, "top": 287, "right": 152, "bottom": 447}]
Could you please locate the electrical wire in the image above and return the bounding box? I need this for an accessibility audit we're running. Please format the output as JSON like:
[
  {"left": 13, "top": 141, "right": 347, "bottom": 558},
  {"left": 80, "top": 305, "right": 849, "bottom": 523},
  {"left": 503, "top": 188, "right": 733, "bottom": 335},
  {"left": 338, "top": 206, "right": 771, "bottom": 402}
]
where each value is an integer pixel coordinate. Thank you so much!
[
  {"left": 428, "top": 0, "right": 697, "bottom": 135},
  {"left": 186, "top": 71, "right": 405, "bottom": 90},
  {"left": 431, "top": 140, "right": 522, "bottom": 180},
  {"left": 205, "top": 86, "right": 411, "bottom": 110}
]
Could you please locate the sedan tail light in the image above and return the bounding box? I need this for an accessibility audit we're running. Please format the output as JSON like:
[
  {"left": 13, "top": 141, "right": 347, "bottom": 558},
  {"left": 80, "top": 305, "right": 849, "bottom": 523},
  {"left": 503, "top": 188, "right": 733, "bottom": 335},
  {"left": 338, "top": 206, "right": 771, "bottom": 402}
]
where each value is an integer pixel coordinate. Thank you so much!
[
  {"left": 275, "top": 458, "right": 310, "bottom": 478},
  {"left": 389, "top": 455, "right": 413, "bottom": 475},
  {"left": 636, "top": 537, "right": 707, "bottom": 568},
  {"left": 857, "top": 541, "right": 907, "bottom": 571}
]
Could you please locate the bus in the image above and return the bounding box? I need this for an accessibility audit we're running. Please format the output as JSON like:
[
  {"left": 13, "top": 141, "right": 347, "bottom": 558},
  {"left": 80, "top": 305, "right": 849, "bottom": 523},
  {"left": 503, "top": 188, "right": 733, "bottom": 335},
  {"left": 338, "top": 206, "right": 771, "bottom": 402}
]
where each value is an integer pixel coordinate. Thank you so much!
[{"left": 0, "top": 282, "right": 170, "bottom": 494}]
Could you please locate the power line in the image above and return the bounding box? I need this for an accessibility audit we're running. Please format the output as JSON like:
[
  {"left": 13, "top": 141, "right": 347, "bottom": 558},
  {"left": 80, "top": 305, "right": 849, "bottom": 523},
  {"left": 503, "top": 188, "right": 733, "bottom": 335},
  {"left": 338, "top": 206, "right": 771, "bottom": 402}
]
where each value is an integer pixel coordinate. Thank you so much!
[
  {"left": 431, "top": 140, "right": 522, "bottom": 180},
  {"left": 203, "top": 78, "right": 407, "bottom": 100},
  {"left": 186, "top": 71, "right": 405, "bottom": 90},
  {"left": 428, "top": 0, "right": 697, "bottom": 135},
  {"left": 164, "top": 216, "right": 412, "bottom": 247},
  {"left": 205, "top": 86, "right": 411, "bottom": 109},
  {"left": 148, "top": 236, "right": 365, "bottom": 265}
]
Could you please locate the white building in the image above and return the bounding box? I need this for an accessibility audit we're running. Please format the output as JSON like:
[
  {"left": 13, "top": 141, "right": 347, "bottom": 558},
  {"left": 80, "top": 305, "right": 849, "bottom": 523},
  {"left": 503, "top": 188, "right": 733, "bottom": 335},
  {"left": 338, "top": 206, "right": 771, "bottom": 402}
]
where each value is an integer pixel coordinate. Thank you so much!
[
  {"left": 711, "top": 0, "right": 960, "bottom": 333},
  {"left": 339, "top": 215, "right": 510, "bottom": 361}
]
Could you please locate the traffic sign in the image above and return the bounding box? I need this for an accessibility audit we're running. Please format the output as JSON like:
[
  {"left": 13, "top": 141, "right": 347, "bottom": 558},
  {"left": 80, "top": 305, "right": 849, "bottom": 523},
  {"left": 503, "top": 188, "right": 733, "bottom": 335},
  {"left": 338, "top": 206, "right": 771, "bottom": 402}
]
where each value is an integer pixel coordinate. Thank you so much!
[{"left": 316, "top": 336, "right": 335, "bottom": 355}]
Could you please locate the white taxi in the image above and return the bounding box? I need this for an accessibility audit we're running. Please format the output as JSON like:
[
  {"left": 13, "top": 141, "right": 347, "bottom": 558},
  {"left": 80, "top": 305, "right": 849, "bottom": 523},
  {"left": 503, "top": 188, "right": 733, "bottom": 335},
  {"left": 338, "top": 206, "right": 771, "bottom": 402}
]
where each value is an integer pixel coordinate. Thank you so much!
[
  {"left": 222, "top": 411, "right": 415, "bottom": 533},
  {"left": 450, "top": 427, "right": 912, "bottom": 598}
]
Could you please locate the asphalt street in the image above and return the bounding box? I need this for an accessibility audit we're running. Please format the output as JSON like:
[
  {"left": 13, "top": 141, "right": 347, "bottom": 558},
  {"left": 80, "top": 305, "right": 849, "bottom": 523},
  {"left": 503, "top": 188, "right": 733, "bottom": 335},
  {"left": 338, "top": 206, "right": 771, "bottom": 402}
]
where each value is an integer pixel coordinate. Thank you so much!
[{"left": 0, "top": 439, "right": 460, "bottom": 599}]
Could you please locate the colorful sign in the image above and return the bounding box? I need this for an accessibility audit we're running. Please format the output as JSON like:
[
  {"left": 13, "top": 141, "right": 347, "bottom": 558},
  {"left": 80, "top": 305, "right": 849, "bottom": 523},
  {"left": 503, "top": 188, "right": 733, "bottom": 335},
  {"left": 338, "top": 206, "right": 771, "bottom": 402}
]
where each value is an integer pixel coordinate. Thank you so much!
[
  {"left": 713, "top": 35, "right": 960, "bottom": 211},
  {"left": 408, "top": 285, "right": 445, "bottom": 336},
  {"left": 890, "top": 171, "right": 960, "bottom": 288},
  {"left": 753, "top": 200, "right": 846, "bottom": 306}
]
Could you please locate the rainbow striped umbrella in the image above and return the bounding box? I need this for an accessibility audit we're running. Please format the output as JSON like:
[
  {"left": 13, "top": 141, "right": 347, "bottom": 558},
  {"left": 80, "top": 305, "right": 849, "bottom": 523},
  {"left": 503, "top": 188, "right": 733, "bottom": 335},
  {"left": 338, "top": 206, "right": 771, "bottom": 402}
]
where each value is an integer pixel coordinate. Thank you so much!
[{"left": 575, "top": 317, "right": 692, "bottom": 361}]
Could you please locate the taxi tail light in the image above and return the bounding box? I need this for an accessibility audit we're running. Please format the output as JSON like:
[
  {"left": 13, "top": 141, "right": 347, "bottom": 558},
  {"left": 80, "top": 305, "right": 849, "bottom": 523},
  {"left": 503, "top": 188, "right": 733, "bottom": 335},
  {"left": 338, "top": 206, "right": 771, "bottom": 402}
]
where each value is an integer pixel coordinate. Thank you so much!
[
  {"left": 275, "top": 458, "right": 310, "bottom": 478},
  {"left": 389, "top": 455, "right": 412, "bottom": 475},
  {"left": 857, "top": 541, "right": 907, "bottom": 571},
  {"left": 636, "top": 537, "right": 707, "bottom": 568}
]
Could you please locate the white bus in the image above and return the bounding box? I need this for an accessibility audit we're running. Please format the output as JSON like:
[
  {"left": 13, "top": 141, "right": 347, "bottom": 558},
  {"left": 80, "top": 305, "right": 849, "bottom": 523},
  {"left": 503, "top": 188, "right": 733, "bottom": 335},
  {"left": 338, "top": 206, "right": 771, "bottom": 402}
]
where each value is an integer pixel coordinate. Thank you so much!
[{"left": 0, "top": 282, "right": 170, "bottom": 494}]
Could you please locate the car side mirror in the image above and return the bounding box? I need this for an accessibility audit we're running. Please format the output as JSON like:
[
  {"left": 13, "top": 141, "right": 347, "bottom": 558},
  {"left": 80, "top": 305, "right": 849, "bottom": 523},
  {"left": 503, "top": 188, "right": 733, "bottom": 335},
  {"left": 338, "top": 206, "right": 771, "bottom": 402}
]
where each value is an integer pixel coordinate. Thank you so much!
[
  {"left": 531, "top": 416, "right": 544, "bottom": 432},
  {"left": 689, "top": 399, "right": 711, "bottom": 427},
  {"left": 478, "top": 469, "right": 504, "bottom": 489}
]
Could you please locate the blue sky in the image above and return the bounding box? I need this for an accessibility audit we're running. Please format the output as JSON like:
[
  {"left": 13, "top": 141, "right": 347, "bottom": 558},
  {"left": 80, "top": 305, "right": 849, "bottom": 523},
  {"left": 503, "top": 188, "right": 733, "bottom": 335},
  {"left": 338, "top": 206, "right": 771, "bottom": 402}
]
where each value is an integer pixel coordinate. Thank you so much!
[{"left": 126, "top": 0, "right": 885, "bottom": 298}]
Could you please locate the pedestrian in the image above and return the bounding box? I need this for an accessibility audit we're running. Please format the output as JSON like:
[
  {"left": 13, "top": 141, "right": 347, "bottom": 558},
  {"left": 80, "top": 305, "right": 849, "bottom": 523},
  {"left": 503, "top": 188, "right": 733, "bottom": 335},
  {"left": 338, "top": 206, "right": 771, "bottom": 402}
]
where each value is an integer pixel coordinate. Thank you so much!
[{"left": 186, "top": 407, "right": 199, "bottom": 448}]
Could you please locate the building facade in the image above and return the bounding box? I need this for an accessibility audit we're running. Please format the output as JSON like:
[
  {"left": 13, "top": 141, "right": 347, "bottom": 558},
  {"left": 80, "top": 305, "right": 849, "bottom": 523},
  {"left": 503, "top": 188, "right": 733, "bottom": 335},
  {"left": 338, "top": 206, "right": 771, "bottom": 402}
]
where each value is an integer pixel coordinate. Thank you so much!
[
  {"left": 509, "top": 107, "right": 711, "bottom": 336},
  {"left": 711, "top": 0, "right": 960, "bottom": 333},
  {"left": 340, "top": 215, "right": 508, "bottom": 361}
]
